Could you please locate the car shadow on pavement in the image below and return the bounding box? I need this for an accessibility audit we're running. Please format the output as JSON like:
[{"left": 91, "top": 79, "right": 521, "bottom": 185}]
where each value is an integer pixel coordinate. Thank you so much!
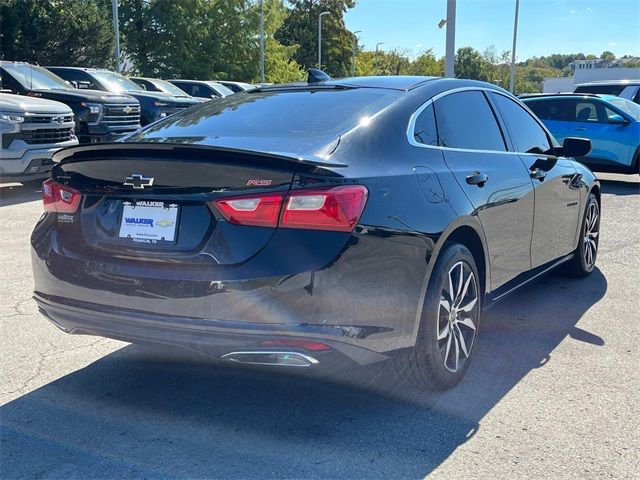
[
  {"left": 1, "top": 269, "right": 606, "bottom": 479},
  {"left": 598, "top": 178, "right": 639, "bottom": 197},
  {"left": 0, "top": 182, "right": 42, "bottom": 207}
]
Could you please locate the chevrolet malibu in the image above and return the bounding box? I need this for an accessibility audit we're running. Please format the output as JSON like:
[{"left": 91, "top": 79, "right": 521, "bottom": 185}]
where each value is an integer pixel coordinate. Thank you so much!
[{"left": 31, "top": 76, "right": 599, "bottom": 390}]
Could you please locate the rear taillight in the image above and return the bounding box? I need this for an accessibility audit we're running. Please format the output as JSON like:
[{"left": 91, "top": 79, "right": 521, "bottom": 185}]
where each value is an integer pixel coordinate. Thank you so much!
[
  {"left": 212, "top": 185, "right": 368, "bottom": 232},
  {"left": 281, "top": 186, "right": 368, "bottom": 232},
  {"left": 42, "top": 179, "right": 82, "bottom": 213},
  {"left": 214, "top": 193, "right": 284, "bottom": 228}
]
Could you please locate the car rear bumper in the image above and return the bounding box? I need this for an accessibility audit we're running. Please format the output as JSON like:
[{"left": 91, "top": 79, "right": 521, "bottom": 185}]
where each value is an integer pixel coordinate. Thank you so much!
[
  {"left": 31, "top": 223, "right": 430, "bottom": 359},
  {"left": 34, "top": 292, "right": 391, "bottom": 366}
]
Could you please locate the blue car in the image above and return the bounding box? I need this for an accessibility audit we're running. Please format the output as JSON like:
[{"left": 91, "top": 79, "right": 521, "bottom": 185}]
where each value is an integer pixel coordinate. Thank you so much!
[{"left": 522, "top": 93, "right": 640, "bottom": 174}]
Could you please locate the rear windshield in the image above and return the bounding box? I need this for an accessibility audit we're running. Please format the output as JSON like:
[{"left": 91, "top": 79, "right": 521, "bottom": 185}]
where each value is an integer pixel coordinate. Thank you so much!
[
  {"left": 1, "top": 64, "right": 70, "bottom": 90},
  {"left": 574, "top": 85, "right": 625, "bottom": 95},
  {"left": 128, "top": 88, "right": 400, "bottom": 140}
]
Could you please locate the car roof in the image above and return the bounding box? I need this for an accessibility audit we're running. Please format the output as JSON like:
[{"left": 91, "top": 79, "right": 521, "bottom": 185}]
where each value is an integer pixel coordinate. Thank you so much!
[
  {"left": 131, "top": 77, "right": 164, "bottom": 83},
  {"left": 520, "top": 93, "right": 614, "bottom": 101},
  {"left": 575, "top": 79, "right": 640, "bottom": 87},
  {"left": 322, "top": 75, "right": 440, "bottom": 91}
]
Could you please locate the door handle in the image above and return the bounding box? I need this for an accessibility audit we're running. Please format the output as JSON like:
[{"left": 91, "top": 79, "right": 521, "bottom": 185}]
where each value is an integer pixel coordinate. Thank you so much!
[
  {"left": 574, "top": 127, "right": 586, "bottom": 131},
  {"left": 466, "top": 172, "right": 488, "bottom": 187},
  {"left": 530, "top": 168, "right": 546, "bottom": 181}
]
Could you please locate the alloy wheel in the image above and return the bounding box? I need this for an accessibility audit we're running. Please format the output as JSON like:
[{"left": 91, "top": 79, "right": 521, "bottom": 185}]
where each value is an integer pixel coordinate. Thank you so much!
[
  {"left": 437, "top": 261, "right": 479, "bottom": 373},
  {"left": 583, "top": 201, "right": 599, "bottom": 269}
]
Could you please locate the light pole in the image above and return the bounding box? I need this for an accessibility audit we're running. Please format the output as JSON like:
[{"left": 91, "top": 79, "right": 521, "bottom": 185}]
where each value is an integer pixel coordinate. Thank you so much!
[
  {"left": 111, "top": 0, "right": 120, "bottom": 73},
  {"left": 352, "top": 30, "right": 361, "bottom": 76},
  {"left": 259, "top": 0, "right": 265, "bottom": 83},
  {"left": 375, "top": 42, "right": 384, "bottom": 75},
  {"left": 318, "top": 11, "right": 330, "bottom": 68},
  {"left": 509, "top": 0, "right": 520, "bottom": 93},
  {"left": 444, "top": 0, "right": 456, "bottom": 78}
]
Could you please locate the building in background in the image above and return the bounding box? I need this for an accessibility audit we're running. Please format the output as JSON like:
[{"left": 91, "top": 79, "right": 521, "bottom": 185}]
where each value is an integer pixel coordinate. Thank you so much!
[{"left": 543, "top": 58, "right": 640, "bottom": 93}]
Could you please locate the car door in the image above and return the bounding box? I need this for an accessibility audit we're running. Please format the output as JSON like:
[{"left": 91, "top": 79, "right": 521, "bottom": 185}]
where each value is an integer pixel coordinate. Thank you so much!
[
  {"left": 570, "top": 98, "right": 632, "bottom": 166},
  {"left": 432, "top": 90, "right": 534, "bottom": 290},
  {"left": 490, "top": 92, "right": 581, "bottom": 268}
]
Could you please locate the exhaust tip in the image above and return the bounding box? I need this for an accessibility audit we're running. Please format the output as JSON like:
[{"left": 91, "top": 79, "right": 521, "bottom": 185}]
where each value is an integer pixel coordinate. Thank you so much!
[{"left": 221, "top": 351, "right": 319, "bottom": 367}]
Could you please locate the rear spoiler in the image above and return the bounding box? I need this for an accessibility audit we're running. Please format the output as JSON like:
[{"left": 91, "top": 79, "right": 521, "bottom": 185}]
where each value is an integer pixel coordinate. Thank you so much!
[{"left": 53, "top": 142, "right": 347, "bottom": 176}]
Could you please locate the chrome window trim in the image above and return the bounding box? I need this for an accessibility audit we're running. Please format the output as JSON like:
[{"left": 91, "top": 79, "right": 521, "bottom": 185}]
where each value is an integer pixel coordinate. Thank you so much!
[{"left": 406, "top": 86, "right": 558, "bottom": 157}]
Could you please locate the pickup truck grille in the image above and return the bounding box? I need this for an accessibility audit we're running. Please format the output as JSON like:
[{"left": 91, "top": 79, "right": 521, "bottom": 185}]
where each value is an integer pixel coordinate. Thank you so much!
[
  {"left": 1, "top": 113, "right": 77, "bottom": 147},
  {"left": 102, "top": 103, "right": 141, "bottom": 127},
  {"left": 23, "top": 127, "right": 75, "bottom": 145},
  {"left": 26, "top": 114, "right": 75, "bottom": 124}
]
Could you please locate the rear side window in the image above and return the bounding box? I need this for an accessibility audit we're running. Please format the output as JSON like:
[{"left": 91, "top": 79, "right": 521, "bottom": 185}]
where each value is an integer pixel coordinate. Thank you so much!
[
  {"left": 492, "top": 93, "right": 552, "bottom": 155},
  {"left": 174, "top": 82, "right": 195, "bottom": 96},
  {"left": 413, "top": 103, "right": 438, "bottom": 146},
  {"left": 526, "top": 99, "right": 571, "bottom": 121},
  {"left": 433, "top": 91, "right": 506, "bottom": 151}
]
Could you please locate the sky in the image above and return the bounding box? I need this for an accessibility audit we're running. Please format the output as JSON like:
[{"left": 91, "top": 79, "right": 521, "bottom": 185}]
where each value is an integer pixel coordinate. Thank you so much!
[{"left": 344, "top": 0, "right": 640, "bottom": 61}]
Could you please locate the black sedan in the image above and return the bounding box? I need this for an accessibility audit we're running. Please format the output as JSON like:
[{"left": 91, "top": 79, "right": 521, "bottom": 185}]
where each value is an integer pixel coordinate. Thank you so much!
[{"left": 31, "top": 75, "right": 599, "bottom": 390}]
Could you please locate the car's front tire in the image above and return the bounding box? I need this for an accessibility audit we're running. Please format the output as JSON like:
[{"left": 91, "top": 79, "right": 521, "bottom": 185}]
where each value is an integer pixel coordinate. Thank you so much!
[
  {"left": 396, "top": 243, "right": 481, "bottom": 391},
  {"left": 567, "top": 192, "right": 600, "bottom": 278}
]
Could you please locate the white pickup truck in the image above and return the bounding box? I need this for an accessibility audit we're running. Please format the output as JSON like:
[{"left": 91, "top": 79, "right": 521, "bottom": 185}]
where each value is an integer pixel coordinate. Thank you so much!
[{"left": 0, "top": 93, "right": 78, "bottom": 183}]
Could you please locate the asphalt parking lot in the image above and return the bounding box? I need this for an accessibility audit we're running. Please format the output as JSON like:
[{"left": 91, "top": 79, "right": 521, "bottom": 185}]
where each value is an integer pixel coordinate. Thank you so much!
[{"left": 0, "top": 173, "right": 638, "bottom": 479}]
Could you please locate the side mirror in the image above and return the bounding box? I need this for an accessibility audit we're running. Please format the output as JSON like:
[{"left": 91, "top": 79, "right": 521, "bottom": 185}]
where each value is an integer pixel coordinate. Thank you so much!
[
  {"left": 562, "top": 137, "right": 591, "bottom": 158},
  {"left": 608, "top": 114, "right": 628, "bottom": 125},
  {"left": 77, "top": 81, "right": 91, "bottom": 89}
]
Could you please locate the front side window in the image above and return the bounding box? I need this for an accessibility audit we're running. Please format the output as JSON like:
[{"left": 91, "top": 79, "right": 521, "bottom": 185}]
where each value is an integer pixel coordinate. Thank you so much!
[
  {"left": 492, "top": 93, "right": 552, "bottom": 155},
  {"left": 192, "top": 84, "right": 213, "bottom": 98},
  {"left": 433, "top": 91, "right": 506, "bottom": 151},
  {"left": 575, "top": 100, "right": 603, "bottom": 123},
  {"left": 412, "top": 103, "right": 438, "bottom": 146}
]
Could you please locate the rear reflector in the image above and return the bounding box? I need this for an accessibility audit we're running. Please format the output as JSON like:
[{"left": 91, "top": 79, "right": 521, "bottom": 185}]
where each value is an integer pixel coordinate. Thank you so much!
[
  {"left": 261, "top": 339, "right": 332, "bottom": 351},
  {"left": 212, "top": 185, "right": 367, "bottom": 232},
  {"left": 42, "top": 179, "right": 81, "bottom": 213}
]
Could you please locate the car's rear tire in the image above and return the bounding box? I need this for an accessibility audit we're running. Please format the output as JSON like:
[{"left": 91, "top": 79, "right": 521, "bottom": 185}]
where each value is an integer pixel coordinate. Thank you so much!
[
  {"left": 566, "top": 192, "right": 600, "bottom": 278},
  {"left": 396, "top": 243, "right": 481, "bottom": 391}
]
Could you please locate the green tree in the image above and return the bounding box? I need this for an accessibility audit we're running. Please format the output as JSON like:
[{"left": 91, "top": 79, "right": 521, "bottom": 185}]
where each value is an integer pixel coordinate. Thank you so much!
[
  {"left": 0, "top": 0, "right": 114, "bottom": 67},
  {"left": 120, "top": 0, "right": 259, "bottom": 81},
  {"left": 275, "top": 0, "right": 356, "bottom": 77},
  {"left": 262, "top": 0, "right": 305, "bottom": 83},
  {"left": 600, "top": 50, "right": 616, "bottom": 61},
  {"left": 408, "top": 49, "right": 444, "bottom": 77},
  {"left": 455, "top": 47, "right": 489, "bottom": 81}
]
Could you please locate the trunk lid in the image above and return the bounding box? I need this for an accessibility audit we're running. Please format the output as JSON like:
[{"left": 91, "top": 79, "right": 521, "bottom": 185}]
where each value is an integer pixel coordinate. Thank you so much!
[{"left": 51, "top": 143, "right": 344, "bottom": 266}]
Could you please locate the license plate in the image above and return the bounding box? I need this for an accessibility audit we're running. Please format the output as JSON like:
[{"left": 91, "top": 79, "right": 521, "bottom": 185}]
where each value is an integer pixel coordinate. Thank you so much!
[{"left": 119, "top": 201, "right": 179, "bottom": 244}]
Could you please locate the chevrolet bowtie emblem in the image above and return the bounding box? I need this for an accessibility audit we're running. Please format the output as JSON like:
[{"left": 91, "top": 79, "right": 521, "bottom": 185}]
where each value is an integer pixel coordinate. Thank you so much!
[
  {"left": 123, "top": 174, "right": 154, "bottom": 189},
  {"left": 123, "top": 106, "right": 133, "bottom": 114}
]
